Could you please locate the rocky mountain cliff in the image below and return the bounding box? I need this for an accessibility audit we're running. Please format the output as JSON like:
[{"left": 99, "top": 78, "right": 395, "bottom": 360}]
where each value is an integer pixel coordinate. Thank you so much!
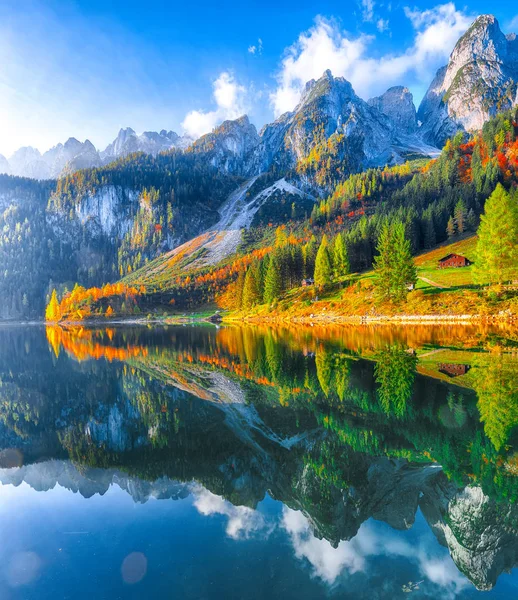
[
  {"left": 419, "top": 15, "right": 518, "bottom": 147},
  {"left": 189, "top": 70, "right": 437, "bottom": 188}
]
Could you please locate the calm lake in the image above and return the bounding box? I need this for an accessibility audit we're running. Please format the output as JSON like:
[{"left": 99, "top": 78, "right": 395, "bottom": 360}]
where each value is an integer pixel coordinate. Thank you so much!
[{"left": 1, "top": 323, "right": 518, "bottom": 599}]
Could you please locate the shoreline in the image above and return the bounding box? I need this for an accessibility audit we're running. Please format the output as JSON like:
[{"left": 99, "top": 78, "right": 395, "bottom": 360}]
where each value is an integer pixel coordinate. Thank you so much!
[
  {"left": 6, "top": 311, "right": 517, "bottom": 328},
  {"left": 223, "top": 312, "right": 516, "bottom": 325}
]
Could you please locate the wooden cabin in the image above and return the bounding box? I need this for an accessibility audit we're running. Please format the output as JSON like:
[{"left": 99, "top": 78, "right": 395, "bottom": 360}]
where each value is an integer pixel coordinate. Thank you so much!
[
  {"left": 437, "top": 253, "right": 471, "bottom": 268},
  {"left": 301, "top": 278, "right": 315, "bottom": 287},
  {"left": 438, "top": 363, "right": 471, "bottom": 377}
]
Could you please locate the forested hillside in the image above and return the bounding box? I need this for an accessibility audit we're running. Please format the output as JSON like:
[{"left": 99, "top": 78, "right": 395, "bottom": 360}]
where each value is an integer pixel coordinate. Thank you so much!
[
  {"left": 0, "top": 152, "right": 240, "bottom": 318},
  {"left": 48, "top": 108, "right": 518, "bottom": 321}
]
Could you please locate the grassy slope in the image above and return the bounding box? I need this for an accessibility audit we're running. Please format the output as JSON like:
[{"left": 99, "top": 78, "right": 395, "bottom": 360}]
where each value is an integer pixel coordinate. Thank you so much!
[{"left": 231, "top": 234, "right": 518, "bottom": 322}]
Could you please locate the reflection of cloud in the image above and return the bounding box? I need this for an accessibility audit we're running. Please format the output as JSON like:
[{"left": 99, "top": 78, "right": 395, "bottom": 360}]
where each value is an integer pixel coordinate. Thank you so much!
[
  {"left": 282, "top": 508, "right": 367, "bottom": 583},
  {"left": 193, "top": 487, "right": 271, "bottom": 540},
  {"left": 282, "top": 507, "right": 470, "bottom": 596}
]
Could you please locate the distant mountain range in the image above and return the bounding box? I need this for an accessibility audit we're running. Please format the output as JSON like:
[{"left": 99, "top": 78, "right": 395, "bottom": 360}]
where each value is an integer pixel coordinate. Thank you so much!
[
  {"left": 0, "top": 128, "right": 193, "bottom": 180},
  {"left": 1, "top": 14, "right": 517, "bottom": 181}
]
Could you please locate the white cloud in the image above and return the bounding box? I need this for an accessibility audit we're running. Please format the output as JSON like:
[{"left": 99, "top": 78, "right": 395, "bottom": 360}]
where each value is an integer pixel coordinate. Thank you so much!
[
  {"left": 270, "top": 3, "right": 473, "bottom": 115},
  {"left": 181, "top": 71, "right": 248, "bottom": 139},
  {"left": 377, "top": 18, "right": 390, "bottom": 33},
  {"left": 248, "top": 38, "right": 263, "bottom": 55},
  {"left": 361, "top": 0, "right": 375, "bottom": 22},
  {"left": 193, "top": 487, "right": 271, "bottom": 540}
]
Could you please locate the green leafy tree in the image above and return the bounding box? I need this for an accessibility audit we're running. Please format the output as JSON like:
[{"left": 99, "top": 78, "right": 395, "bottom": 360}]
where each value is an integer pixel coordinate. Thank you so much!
[
  {"left": 314, "top": 235, "right": 332, "bottom": 288},
  {"left": 474, "top": 184, "right": 518, "bottom": 285}
]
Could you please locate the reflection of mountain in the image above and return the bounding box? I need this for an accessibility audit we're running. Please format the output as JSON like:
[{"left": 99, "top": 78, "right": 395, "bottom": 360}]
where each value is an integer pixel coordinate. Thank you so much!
[
  {"left": 0, "top": 460, "right": 191, "bottom": 502},
  {"left": 1, "top": 325, "right": 518, "bottom": 590}
]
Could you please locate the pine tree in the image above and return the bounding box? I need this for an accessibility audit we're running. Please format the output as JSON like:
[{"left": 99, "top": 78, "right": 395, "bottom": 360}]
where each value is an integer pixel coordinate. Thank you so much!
[
  {"left": 392, "top": 222, "right": 417, "bottom": 303},
  {"left": 332, "top": 233, "right": 350, "bottom": 279},
  {"left": 423, "top": 214, "right": 436, "bottom": 249},
  {"left": 45, "top": 289, "right": 61, "bottom": 322},
  {"left": 314, "top": 235, "right": 332, "bottom": 288},
  {"left": 454, "top": 200, "right": 467, "bottom": 234},
  {"left": 242, "top": 264, "right": 261, "bottom": 311},
  {"left": 474, "top": 184, "right": 518, "bottom": 285},
  {"left": 446, "top": 216, "right": 456, "bottom": 239},
  {"left": 373, "top": 222, "right": 416, "bottom": 303},
  {"left": 235, "top": 269, "right": 246, "bottom": 310},
  {"left": 466, "top": 208, "right": 477, "bottom": 231},
  {"left": 373, "top": 224, "right": 393, "bottom": 302},
  {"left": 263, "top": 257, "right": 282, "bottom": 304}
]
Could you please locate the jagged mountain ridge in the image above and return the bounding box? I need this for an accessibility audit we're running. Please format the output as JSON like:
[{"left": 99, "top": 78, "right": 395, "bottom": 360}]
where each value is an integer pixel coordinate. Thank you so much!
[
  {"left": 188, "top": 70, "right": 438, "bottom": 186},
  {"left": 0, "top": 128, "right": 193, "bottom": 180},
  {"left": 418, "top": 14, "right": 518, "bottom": 147},
  {"left": 3, "top": 14, "right": 518, "bottom": 182}
]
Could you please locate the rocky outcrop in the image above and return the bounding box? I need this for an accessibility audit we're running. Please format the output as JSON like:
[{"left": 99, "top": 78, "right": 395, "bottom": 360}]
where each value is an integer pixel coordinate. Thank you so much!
[
  {"left": 188, "top": 115, "right": 260, "bottom": 174},
  {"left": 254, "top": 70, "right": 397, "bottom": 176},
  {"left": 418, "top": 15, "right": 518, "bottom": 147},
  {"left": 368, "top": 86, "right": 418, "bottom": 134}
]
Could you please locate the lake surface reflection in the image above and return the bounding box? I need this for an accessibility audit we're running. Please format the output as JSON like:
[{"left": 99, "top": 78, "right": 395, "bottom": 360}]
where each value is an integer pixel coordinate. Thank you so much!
[{"left": 0, "top": 323, "right": 517, "bottom": 599}]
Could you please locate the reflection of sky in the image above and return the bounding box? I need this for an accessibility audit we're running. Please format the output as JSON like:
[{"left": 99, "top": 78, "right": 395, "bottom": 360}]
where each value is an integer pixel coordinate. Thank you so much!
[{"left": 0, "top": 477, "right": 517, "bottom": 599}]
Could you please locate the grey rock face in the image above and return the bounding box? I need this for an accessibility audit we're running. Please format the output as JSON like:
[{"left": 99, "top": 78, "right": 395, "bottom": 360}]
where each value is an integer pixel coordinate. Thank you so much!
[
  {"left": 101, "top": 127, "right": 192, "bottom": 162},
  {"left": 368, "top": 86, "right": 418, "bottom": 134},
  {"left": 418, "top": 15, "right": 518, "bottom": 146},
  {"left": 0, "top": 154, "right": 9, "bottom": 175},
  {"left": 188, "top": 115, "right": 260, "bottom": 174},
  {"left": 421, "top": 478, "right": 518, "bottom": 591}
]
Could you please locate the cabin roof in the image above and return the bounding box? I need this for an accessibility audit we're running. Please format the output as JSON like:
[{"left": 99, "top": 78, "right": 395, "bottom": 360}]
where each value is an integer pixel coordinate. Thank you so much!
[{"left": 438, "top": 253, "right": 467, "bottom": 262}]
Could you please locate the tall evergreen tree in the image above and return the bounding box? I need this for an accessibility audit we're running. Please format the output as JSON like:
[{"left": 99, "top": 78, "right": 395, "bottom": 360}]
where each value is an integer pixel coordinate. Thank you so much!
[
  {"left": 314, "top": 235, "right": 332, "bottom": 288},
  {"left": 242, "top": 263, "right": 261, "bottom": 311},
  {"left": 263, "top": 257, "right": 282, "bottom": 304},
  {"left": 454, "top": 199, "right": 467, "bottom": 234},
  {"left": 235, "top": 269, "right": 246, "bottom": 310},
  {"left": 446, "top": 216, "right": 456, "bottom": 239},
  {"left": 332, "top": 233, "right": 350, "bottom": 279},
  {"left": 373, "top": 222, "right": 416, "bottom": 303},
  {"left": 474, "top": 184, "right": 518, "bottom": 285}
]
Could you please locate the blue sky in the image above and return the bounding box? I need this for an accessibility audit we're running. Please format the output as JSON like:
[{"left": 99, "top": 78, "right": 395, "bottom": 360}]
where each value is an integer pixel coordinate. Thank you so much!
[{"left": 0, "top": 0, "right": 517, "bottom": 156}]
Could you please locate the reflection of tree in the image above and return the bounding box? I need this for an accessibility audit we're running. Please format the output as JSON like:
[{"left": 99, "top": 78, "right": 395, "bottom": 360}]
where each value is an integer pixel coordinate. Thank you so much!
[
  {"left": 473, "top": 357, "right": 518, "bottom": 451},
  {"left": 315, "top": 346, "right": 333, "bottom": 396},
  {"left": 374, "top": 346, "right": 417, "bottom": 418}
]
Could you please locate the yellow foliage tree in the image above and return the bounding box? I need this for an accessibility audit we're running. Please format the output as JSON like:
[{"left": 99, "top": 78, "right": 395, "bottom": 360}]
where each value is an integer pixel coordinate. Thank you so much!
[{"left": 45, "top": 289, "right": 61, "bottom": 322}]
